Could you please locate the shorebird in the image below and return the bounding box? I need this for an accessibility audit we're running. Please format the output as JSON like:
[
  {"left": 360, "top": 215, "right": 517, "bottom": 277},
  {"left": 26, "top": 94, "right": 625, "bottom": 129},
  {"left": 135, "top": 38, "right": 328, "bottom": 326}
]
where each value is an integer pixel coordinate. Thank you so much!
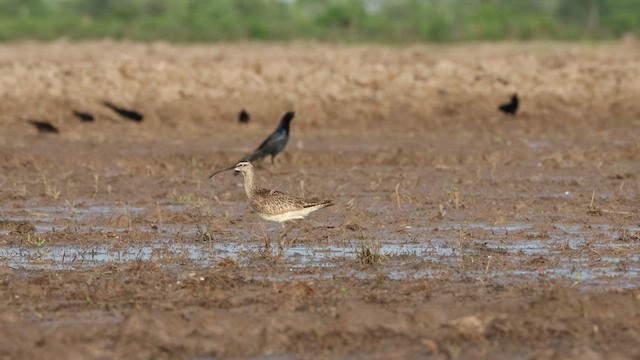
[
  {"left": 209, "top": 161, "right": 333, "bottom": 247},
  {"left": 498, "top": 94, "right": 519, "bottom": 115},
  {"left": 240, "top": 111, "right": 294, "bottom": 164}
]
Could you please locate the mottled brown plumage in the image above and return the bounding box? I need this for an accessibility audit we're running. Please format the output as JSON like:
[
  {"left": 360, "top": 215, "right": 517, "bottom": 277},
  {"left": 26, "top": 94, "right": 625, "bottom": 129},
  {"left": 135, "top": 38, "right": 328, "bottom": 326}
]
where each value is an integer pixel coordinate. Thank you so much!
[
  {"left": 229, "top": 161, "right": 332, "bottom": 223},
  {"left": 209, "top": 161, "right": 334, "bottom": 247},
  {"left": 249, "top": 188, "right": 333, "bottom": 222}
]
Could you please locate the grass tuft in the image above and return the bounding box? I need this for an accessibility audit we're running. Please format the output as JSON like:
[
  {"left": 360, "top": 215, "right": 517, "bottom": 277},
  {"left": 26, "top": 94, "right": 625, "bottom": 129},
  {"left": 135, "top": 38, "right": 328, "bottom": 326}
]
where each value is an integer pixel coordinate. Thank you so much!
[{"left": 357, "top": 237, "right": 383, "bottom": 265}]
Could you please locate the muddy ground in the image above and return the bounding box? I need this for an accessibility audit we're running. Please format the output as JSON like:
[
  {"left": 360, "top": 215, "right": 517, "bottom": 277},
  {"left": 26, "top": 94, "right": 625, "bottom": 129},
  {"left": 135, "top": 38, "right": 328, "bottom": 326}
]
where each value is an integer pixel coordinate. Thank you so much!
[{"left": 0, "top": 40, "right": 639, "bottom": 359}]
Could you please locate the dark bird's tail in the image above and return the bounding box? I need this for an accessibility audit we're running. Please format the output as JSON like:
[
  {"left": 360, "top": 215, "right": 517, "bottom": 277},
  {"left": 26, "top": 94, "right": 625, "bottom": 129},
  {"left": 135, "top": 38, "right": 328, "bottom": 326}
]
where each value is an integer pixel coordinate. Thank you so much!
[{"left": 240, "top": 148, "right": 268, "bottom": 162}]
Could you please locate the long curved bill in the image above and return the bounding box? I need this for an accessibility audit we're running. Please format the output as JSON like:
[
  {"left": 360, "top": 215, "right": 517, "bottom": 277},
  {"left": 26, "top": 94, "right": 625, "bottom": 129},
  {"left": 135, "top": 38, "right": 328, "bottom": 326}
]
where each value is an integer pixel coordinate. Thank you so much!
[{"left": 208, "top": 165, "right": 236, "bottom": 178}]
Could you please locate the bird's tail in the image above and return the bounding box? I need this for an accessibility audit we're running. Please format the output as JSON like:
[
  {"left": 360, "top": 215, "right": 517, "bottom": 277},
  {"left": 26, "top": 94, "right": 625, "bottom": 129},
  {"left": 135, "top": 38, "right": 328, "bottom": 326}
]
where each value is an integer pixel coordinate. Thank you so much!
[
  {"left": 240, "top": 149, "right": 267, "bottom": 163},
  {"left": 304, "top": 200, "right": 334, "bottom": 210}
]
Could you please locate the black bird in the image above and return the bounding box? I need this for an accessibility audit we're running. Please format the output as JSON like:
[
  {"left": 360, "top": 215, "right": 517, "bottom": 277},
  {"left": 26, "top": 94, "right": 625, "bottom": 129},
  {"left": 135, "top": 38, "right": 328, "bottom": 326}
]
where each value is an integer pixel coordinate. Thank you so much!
[
  {"left": 498, "top": 94, "right": 519, "bottom": 115},
  {"left": 73, "top": 110, "right": 94, "bottom": 122},
  {"left": 240, "top": 111, "right": 295, "bottom": 164},
  {"left": 238, "top": 109, "right": 250, "bottom": 124},
  {"left": 28, "top": 120, "right": 59, "bottom": 134},
  {"left": 103, "top": 101, "right": 144, "bottom": 122}
]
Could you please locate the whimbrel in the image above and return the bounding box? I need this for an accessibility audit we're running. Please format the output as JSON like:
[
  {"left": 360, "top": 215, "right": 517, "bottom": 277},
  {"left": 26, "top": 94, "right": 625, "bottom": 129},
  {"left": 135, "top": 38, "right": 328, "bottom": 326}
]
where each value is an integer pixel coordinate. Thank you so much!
[
  {"left": 498, "top": 94, "right": 519, "bottom": 115},
  {"left": 209, "top": 161, "right": 333, "bottom": 247},
  {"left": 240, "top": 112, "right": 294, "bottom": 164}
]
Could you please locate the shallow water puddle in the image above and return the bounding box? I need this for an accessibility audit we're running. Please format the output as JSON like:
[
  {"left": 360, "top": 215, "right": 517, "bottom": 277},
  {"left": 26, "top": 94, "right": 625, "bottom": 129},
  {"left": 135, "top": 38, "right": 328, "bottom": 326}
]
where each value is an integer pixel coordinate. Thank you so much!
[
  {"left": 1, "top": 208, "right": 639, "bottom": 288},
  {"left": 0, "top": 242, "right": 207, "bottom": 270},
  {"left": 0, "top": 240, "right": 434, "bottom": 270},
  {"left": 3, "top": 205, "right": 147, "bottom": 223},
  {"left": 0, "top": 235, "right": 637, "bottom": 288}
]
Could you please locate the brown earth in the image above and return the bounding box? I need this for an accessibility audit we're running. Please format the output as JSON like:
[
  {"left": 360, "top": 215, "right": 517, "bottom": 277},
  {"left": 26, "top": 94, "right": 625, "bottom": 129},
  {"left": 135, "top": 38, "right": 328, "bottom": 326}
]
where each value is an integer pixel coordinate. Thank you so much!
[{"left": 0, "top": 40, "right": 640, "bottom": 359}]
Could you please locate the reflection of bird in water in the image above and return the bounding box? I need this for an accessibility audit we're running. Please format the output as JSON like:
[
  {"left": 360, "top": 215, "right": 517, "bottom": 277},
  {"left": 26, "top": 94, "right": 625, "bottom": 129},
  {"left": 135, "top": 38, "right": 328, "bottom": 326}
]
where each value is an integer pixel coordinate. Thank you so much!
[
  {"left": 209, "top": 161, "right": 333, "bottom": 248},
  {"left": 73, "top": 110, "right": 94, "bottom": 122},
  {"left": 103, "top": 101, "right": 144, "bottom": 122},
  {"left": 29, "top": 120, "right": 59, "bottom": 133},
  {"left": 240, "top": 111, "right": 294, "bottom": 164},
  {"left": 238, "top": 109, "right": 250, "bottom": 124},
  {"left": 498, "top": 94, "right": 519, "bottom": 115}
]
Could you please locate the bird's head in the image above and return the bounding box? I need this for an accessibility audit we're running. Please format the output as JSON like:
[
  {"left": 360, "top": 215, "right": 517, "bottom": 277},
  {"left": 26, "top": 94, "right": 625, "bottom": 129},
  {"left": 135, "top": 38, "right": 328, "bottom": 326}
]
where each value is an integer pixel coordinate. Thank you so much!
[
  {"left": 208, "top": 161, "right": 253, "bottom": 178},
  {"left": 280, "top": 112, "right": 295, "bottom": 130},
  {"left": 234, "top": 161, "right": 253, "bottom": 173}
]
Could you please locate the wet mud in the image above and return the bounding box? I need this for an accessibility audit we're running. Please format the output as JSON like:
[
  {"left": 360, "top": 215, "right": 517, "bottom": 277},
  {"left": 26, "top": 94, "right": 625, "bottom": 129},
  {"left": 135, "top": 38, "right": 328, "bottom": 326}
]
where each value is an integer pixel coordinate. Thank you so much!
[{"left": 1, "top": 41, "right": 640, "bottom": 359}]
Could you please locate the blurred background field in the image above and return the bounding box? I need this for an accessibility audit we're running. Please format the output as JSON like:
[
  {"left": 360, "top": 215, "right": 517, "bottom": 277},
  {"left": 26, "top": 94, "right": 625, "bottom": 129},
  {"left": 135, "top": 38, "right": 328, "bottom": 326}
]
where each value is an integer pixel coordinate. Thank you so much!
[{"left": 0, "top": 0, "right": 639, "bottom": 42}]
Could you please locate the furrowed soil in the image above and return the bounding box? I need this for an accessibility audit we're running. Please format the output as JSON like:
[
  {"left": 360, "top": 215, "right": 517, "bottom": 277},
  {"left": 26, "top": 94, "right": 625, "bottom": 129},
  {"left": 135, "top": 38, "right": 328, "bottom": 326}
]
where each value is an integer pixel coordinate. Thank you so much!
[{"left": 1, "top": 40, "right": 640, "bottom": 359}]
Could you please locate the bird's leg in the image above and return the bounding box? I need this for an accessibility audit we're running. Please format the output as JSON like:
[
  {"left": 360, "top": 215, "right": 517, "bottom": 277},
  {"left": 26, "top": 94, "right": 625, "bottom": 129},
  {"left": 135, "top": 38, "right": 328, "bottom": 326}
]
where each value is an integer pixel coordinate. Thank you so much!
[
  {"left": 277, "top": 222, "right": 291, "bottom": 249},
  {"left": 277, "top": 223, "right": 285, "bottom": 249},
  {"left": 282, "top": 222, "right": 291, "bottom": 235},
  {"left": 270, "top": 155, "right": 275, "bottom": 165},
  {"left": 288, "top": 222, "right": 302, "bottom": 245},
  {"left": 275, "top": 245, "right": 284, "bottom": 258},
  {"left": 259, "top": 220, "right": 270, "bottom": 249}
]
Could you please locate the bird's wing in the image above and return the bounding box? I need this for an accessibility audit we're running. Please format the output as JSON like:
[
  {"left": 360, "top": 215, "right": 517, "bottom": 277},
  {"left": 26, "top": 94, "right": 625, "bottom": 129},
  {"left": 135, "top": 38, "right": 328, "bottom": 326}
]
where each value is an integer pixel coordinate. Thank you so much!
[
  {"left": 303, "top": 199, "right": 333, "bottom": 208},
  {"left": 256, "top": 128, "right": 287, "bottom": 152},
  {"left": 251, "top": 189, "right": 305, "bottom": 215},
  {"left": 240, "top": 129, "right": 287, "bottom": 162}
]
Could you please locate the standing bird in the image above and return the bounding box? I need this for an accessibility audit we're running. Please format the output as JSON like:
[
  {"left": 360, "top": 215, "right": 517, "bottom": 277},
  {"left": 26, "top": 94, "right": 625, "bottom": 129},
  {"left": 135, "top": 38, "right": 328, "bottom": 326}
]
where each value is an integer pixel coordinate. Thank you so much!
[
  {"left": 28, "top": 120, "right": 59, "bottom": 134},
  {"left": 209, "top": 161, "right": 333, "bottom": 248},
  {"left": 103, "top": 101, "right": 144, "bottom": 122},
  {"left": 238, "top": 109, "right": 250, "bottom": 124},
  {"left": 240, "top": 111, "right": 294, "bottom": 164},
  {"left": 73, "top": 110, "right": 94, "bottom": 122},
  {"left": 498, "top": 94, "right": 519, "bottom": 115}
]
